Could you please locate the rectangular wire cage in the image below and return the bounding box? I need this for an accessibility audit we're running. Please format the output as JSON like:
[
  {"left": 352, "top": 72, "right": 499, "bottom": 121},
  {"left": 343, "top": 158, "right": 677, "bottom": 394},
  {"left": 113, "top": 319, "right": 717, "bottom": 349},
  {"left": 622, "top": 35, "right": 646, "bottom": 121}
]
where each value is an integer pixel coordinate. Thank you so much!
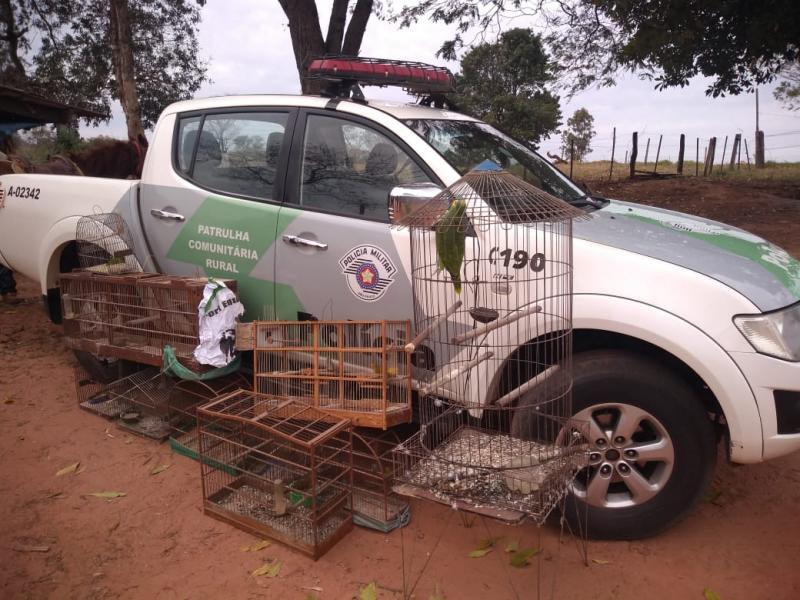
[
  {"left": 77, "top": 367, "right": 176, "bottom": 440},
  {"left": 74, "top": 364, "right": 108, "bottom": 409},
  {"left": 198, "top": 390, "right": 354, "bottom": 559},
  {"left": 253, "top": 320, "right": 413, "bottom": 429},
  {"left": 167, "top": 373, "right": 252, "bottom": 459},
  {"left": 393, "top": 399, "right": 588, "bottom": 522},
  {"left": 351, "top": 429, "right": 410, "bottom": 532},
  {"left": 61, "top": 271, "right": 236, "bottom": 368}
]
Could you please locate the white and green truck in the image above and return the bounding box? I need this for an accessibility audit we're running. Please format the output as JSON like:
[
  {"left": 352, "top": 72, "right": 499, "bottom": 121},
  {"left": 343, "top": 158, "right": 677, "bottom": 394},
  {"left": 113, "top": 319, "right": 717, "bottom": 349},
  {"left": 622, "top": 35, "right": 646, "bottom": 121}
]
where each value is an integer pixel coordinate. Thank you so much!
[{"left": 1, "top": 90, "right": 799, "bottom": 540}]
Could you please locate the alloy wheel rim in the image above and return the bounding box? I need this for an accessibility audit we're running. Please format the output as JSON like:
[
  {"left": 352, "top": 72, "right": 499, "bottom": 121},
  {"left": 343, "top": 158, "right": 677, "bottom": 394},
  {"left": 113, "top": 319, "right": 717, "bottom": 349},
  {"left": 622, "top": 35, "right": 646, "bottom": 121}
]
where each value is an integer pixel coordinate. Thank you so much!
[{"left": 571, "top": 402, "right": 675, "bottom": 508}]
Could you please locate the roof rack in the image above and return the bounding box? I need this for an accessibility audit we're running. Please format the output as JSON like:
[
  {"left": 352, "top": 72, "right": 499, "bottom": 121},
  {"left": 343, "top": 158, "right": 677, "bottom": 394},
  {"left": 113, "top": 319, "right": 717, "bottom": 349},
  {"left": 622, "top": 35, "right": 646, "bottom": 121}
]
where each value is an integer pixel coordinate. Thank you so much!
[{"left": 307, "top": 56, "right": 457, "bottom": 107}]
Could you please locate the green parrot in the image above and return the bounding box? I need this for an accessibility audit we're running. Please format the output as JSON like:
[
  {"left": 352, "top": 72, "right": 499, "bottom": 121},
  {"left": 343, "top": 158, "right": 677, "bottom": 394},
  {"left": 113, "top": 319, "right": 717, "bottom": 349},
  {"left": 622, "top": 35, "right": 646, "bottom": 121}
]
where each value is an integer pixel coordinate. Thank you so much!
[{"left": 435, "top": 199, "right": 467, "bottom": 294}]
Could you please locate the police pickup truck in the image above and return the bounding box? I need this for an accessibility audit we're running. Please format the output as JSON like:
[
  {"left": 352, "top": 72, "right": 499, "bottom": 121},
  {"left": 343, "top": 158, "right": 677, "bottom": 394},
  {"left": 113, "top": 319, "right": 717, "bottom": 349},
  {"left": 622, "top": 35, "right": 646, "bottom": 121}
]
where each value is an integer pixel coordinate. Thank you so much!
[{"left": 1, "top": 59, "right": 799, "bottom": 540}]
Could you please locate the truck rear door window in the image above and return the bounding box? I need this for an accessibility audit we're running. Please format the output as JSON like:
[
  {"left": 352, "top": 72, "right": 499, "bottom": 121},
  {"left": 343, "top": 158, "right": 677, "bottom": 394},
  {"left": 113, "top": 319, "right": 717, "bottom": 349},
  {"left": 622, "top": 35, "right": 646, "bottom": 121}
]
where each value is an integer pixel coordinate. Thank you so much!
[
  {"left": 299, "top": 114, "right": 431, "bottom": 220},
  {"left": 177, "top": 112, "right": 289, "bottom": 201}
]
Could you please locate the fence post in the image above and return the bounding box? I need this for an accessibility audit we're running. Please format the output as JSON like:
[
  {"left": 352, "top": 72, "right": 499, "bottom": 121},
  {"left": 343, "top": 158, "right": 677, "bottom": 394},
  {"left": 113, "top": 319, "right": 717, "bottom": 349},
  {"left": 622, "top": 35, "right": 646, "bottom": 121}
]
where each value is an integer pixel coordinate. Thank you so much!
[
  {"left": 719, "top": 135, "right": 728, "bottom": 170},
  {"left": 755, "top": 130, "right": 765, "bottom": 168},
  {"left": 744, "top": 138, "right": 751, "bottom": 169},
  {"left": 696, "top": 137, "right": 699, "bottom": 176},
  {"left": 609, "top": 127, "right": 616, "bottom": 180},
  {"left": 653, "top": 134, "right": 663, "bottom": 174},
  {"left": 677, "top": 134, "right": 685, "bottom": 175},
  {"left": 730, "top": 134, "right": 740, "bottom": 168},
  {"left": 644, "top": 137, "right": 650, "bottom": 164},
  {"left": 703, "top": 137, "right": 716, "bottom": 175},
  {"left": 624, "top": 149, "right": 628, "bottom": 164},
  {"left": 569, "top": 139, "right": 574, "bottom": 179},
  {"left": 737, "top": 136, "right": 742, "bottom": 169},
  {"left": 629, "top": 132, "right": 638, "bottom": 178}
]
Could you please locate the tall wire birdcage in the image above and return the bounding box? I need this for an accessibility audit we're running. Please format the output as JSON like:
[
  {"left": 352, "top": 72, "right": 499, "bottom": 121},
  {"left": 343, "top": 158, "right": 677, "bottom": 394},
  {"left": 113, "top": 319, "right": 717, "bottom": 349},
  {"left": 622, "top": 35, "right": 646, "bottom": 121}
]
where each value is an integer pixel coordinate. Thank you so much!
[
  {"left": 391, "top": 161, "right": 588, "bottom": 523},
  {"left": 76, "top": 213, "right": 142, "bottom": 274}
]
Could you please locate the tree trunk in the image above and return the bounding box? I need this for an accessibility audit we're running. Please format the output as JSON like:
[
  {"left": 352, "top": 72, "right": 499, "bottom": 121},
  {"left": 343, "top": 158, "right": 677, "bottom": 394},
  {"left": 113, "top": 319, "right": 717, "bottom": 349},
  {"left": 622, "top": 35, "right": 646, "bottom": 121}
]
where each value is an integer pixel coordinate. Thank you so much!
[
  {"left": 341, "top": 0, "right": 373, "bottom": 55},
  {"left": 109, "top": 0, "right": 147, "bottom": 146},
  {"left": 0, "top": 0, "right": 27, "bottom": 79},
  {"left": 278, "top": 0, "right": 374, "bottom": 94},
  {"left": 278, "top": 0, "right": 326, "bottom": 94}
]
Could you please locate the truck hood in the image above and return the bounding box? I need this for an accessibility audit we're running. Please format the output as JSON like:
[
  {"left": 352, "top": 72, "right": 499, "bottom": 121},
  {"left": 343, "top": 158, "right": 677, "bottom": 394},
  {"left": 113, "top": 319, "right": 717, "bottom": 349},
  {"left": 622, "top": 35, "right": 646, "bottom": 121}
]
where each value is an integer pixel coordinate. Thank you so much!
[{"left": 574, "top": 200, "right": 800, "bottom": 312}]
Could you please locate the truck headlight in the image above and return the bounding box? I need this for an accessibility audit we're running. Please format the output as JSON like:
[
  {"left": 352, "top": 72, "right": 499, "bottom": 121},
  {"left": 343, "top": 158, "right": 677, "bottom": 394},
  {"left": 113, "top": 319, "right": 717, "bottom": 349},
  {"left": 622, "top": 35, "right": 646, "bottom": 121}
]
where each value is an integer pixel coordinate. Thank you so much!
[{"left": 734, "top": 302, "right": 800, "bottom": 362}]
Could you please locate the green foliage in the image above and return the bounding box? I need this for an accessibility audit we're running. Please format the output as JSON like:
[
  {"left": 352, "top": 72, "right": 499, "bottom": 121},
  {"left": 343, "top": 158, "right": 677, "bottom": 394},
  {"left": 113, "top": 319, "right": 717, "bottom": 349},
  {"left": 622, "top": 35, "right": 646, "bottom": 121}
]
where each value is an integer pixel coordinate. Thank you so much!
[
  {"left": 560, "top": 108, "right": 595, "bottom": 162},
  {"left": 456, "top": 28, "right": 560, "bottom": 147},
  {"left": 775, "top": 62, "right": 800, "bottom": 111},
  {"left": 13, "top": 125, "right": 87, "bottom": 161},
  {"left": 391, "top": 0, "right": 800, "bottom": 97},
  {"left": 2, "top": 0, "right": 207, "bottom": 128}
]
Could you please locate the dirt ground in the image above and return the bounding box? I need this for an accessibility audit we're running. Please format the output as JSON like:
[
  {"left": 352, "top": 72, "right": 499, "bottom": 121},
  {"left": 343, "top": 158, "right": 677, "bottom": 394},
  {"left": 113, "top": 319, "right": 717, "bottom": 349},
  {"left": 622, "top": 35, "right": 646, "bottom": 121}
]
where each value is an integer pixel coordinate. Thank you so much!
[{"left": 2, "top": 178, "right": 800, "bottom": 600}]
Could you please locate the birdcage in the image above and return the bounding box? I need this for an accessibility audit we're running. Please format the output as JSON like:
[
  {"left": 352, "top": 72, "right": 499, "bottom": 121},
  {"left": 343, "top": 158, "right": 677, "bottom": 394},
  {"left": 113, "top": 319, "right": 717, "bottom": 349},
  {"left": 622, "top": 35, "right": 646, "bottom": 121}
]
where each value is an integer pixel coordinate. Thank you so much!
[
  {"left": 198, "top": 390, "right": 353, "bottom": 559},
  {"left": 74, "top": 364, "right": 108, "bottom": 408},
  {"left": 390, "top": 161, "right": 587, "bottom": 522},
  {"left": 167, "top": 373, "right": 252, "bottom": 460},
  {"left": 253, "top": 320, "right": 413, "bottom": 429},
  {"left": 61, "top": 271, "right": 236, "bottom": 368},
  {"left": 76, "top": 366, "right": 175, "bottom": 439},
  {"left": 76, "top": 212, "right": 142, "bottom": 274},
  {"left": 350, "top": 429, "right": 410, "bottom": 532}
]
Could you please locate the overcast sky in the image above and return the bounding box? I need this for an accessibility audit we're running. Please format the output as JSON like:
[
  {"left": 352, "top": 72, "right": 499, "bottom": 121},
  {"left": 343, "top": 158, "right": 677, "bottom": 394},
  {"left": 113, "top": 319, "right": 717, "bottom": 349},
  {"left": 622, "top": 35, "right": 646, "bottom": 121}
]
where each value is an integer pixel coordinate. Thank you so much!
[{"left": 86, "top": 0, "right": 800, "bottom": 162}]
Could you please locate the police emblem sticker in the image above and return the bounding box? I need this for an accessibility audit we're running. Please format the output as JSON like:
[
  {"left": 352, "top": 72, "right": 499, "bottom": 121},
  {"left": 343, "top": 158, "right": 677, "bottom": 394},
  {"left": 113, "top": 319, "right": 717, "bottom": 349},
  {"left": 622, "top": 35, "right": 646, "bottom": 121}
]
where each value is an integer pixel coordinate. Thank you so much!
[{"left": 339, "top": 245, "right": 397, "bottom": 302}]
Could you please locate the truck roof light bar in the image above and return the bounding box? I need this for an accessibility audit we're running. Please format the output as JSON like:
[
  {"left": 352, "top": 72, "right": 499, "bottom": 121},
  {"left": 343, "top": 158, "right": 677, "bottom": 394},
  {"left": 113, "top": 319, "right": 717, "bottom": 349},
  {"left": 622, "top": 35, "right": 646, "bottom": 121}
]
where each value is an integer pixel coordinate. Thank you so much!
[{"left": 307, "top": 56, "right": 456, "bottom": 105}]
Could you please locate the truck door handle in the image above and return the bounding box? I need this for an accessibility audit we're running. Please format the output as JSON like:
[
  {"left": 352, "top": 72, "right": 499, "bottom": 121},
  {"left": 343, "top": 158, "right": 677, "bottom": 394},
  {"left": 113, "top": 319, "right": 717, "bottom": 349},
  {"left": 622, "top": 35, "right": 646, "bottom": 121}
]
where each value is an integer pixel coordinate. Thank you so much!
[
  {"left": 150, "top": 208, "right": 185, "bottom": 222},
  {"left": 282, "top": 234, "right": 328, "bottom": 250}
]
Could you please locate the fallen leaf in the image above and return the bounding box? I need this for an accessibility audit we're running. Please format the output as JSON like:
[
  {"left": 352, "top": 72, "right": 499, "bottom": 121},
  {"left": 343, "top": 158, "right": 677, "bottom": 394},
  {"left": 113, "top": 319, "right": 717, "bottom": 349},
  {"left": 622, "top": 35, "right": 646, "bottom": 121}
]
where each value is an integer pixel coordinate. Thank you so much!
[
  {"left": 305, "top": 596, "right": 318, "bottom": 600},
  {"left": 87, "top": 491, "right": 126, "bottom": 500},
  {"left": 510, "top": 547, "right": 541, "bottom": 568},
  {"left": 302, "top": 587, "right": 323, "bottom": 593},
  {"left": 251, "top": 560, "right": 282, "bottom": 578},
  {"left": 467, "top": 548, "right": 492, "bottom": 558},
  {"left": 150, "top": 464, "right": 172, "bottom": 476},
  {"left": 13, "top": 543, "right": 50, "bottom": 553},
  {"left": 429, "top": 582, "right": 446, "bottom": 600},
  {"left": 504, "top": 539, "right": 519, "bottom": 553},
  {"left": 704, "top": 490, "right": 724, "bottom": 506},
  {"left": 476, "top": 537, "right": 497, "bottom": 550},
  {"left": 3, "top": 398, "right": 14, "bottom": 404},
  {"left": 359, "top": 582, "right": 378, "bottom": 600},
  {"left": 591, "top": 558, "right": 612, "bottom": 565},
  {"left": 241, "top": 540, "right": 271, "bottom": 552},
  {"left": 703, "top": 588, "right": 722, "bottom": 600},
  {"left": 56, "top": 462, "right": 80, "bottom": 477},
  {"left": 47, "top": 491, "right": 66, "bottom": 499}
]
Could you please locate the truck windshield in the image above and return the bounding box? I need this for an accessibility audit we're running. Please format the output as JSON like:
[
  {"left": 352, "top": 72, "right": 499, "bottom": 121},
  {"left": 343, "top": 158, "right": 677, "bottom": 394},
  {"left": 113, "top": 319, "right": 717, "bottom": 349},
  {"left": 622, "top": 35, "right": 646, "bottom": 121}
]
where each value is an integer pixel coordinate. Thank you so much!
[{"left": 405, "top": 119, "right": 585, "bottom": 203}]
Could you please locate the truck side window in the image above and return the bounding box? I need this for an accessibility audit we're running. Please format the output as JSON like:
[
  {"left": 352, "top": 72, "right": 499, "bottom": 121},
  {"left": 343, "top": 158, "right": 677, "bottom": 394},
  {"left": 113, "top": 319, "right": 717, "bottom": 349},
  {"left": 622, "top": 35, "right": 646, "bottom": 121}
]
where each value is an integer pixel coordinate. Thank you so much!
[
  {"left": 300, "top": 114, "right": 431, "bottom": 220},
  {"left": 177, "top": 116, "right": 200, "bottom": 172},
  {"left": 177, "top": 112, "right": 289, "bottom": 201}
]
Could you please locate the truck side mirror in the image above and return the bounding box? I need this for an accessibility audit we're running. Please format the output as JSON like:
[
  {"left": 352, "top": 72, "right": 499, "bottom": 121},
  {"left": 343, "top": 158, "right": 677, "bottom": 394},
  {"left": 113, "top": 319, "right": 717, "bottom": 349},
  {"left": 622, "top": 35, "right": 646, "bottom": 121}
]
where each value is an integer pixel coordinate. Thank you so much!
[{"left": 388, "top": 183, "right": 442, "bottom": 224}]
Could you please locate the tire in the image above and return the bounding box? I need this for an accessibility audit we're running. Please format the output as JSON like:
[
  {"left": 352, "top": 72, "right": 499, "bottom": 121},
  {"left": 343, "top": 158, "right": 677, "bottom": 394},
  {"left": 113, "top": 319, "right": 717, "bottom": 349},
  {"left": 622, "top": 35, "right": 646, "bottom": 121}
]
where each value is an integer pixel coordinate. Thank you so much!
[{"left": 512, "top": 349, "right": 717, "bottom": 539}]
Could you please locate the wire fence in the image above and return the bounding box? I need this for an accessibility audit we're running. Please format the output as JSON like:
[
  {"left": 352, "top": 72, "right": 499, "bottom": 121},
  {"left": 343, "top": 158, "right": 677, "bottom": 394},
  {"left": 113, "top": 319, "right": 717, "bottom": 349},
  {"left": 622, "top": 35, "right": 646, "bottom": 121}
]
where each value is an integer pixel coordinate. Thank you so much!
[{"left": 554, "top": 126, "right": 800, "bottom": 180}]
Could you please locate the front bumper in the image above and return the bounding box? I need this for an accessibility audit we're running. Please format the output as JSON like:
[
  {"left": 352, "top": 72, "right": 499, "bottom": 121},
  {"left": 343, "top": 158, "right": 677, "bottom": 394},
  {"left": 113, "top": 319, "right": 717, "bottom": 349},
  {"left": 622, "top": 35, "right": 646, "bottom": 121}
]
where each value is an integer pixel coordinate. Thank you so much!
[{"left": 730, "top": 351, "right": 800, "bottom": 461}]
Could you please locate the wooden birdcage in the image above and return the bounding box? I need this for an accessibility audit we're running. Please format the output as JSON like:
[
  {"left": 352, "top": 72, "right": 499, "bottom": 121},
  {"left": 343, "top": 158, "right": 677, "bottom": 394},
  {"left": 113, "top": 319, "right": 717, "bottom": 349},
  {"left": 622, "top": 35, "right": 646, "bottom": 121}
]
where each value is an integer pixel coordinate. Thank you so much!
[
  {"left": 351, "top": 429, "right": 410, "bottom": 532},
  {"left": 252, "top": 320, "right": 412, "bottom": 429},
  {"left": 390, "top": 162, "right": 588, "bottom": 522},
  {"left": 61, "top": 271, "right": 236, "bottom": 368},
  {"left": 198, "top": 390, "right": 353, "bottom": 559}
]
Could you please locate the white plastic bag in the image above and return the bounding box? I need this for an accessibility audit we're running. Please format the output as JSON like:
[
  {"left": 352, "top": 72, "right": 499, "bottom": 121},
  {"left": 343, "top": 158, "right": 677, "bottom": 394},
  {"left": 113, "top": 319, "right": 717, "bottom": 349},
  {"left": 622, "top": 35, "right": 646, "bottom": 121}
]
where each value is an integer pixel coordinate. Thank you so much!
[{"left": 193, "top": 280, "right": 244, "bottom": 367}]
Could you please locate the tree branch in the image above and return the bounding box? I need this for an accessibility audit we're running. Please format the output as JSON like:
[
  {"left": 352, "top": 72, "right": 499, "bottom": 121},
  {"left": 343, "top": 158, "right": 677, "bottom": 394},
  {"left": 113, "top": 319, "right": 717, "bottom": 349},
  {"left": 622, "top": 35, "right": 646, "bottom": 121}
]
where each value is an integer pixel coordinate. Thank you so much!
[
  {"left": 341, "top": 0, "right": 373, "bottom": 55},
  {"left": 325, "top": 0, "right": 349, "bottom": 53}
]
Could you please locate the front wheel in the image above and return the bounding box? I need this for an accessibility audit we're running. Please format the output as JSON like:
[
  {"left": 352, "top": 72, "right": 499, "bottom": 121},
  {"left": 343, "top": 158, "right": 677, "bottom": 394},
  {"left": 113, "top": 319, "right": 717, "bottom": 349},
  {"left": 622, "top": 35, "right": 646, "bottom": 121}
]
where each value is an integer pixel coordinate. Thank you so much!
[{"left": 514, "top": 349, "right": 717, "bottom": 539}]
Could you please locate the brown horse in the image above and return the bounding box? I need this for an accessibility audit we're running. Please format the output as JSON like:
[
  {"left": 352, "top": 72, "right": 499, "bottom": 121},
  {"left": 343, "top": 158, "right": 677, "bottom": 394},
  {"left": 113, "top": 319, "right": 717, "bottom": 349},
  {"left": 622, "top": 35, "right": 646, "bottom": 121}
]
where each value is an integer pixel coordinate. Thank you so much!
[{"left": 0, "top": 137, "right": 146, "bottom": 179}]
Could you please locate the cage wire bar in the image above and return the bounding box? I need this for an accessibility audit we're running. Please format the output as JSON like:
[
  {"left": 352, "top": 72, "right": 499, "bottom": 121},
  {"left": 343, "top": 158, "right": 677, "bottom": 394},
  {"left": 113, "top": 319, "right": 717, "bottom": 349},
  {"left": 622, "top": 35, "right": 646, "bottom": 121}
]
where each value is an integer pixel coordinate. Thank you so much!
[
  {"left": 76, "top": 212, "right": 143, "bottom": 274},
  {"left": 168, "top": 373, "right": 252, "bottom": 460},
  {"left": 198, "top": 390, "right": 354, "bottom": 559},
  {"left": 61, "top": 272, "right": 236, "bottom": 368},
  {"left": 350, "top": 429, "right": 410, "bottom": 532},
  {"left": 391, "top": 162, "right": 588, "bottom": 523},
  {"left": 253, "top": 320, "right": 413, "bottom": 429}
]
